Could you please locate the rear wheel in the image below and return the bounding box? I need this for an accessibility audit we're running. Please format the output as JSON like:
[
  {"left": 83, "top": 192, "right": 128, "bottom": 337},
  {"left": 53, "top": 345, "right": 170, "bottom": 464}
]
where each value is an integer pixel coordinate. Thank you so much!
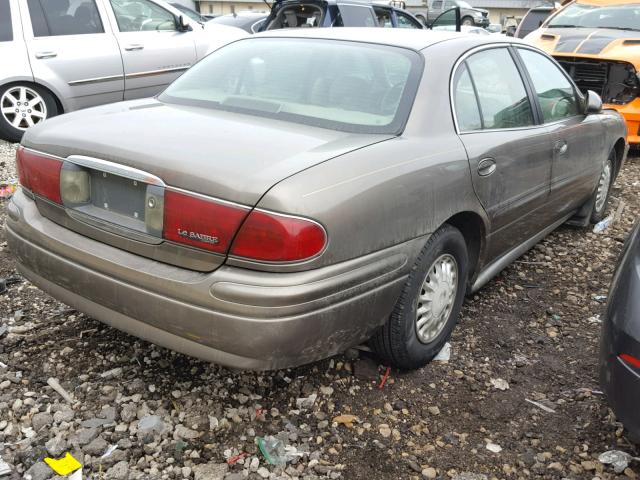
[
  {"left": 590, "top": 152, "right": 615, "bottom": 223},
  {"left": 370, "top": 225, "right": 468, "bottom": 370},
  {"left": 0, "top": 83, "right": 59, "bottom": 143}
]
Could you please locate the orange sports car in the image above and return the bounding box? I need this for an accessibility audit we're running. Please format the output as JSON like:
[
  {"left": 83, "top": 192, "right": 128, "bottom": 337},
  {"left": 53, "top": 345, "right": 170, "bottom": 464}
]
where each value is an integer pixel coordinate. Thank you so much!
[{"left": 527, "top": 0, "right": 640, "bottom": 143}]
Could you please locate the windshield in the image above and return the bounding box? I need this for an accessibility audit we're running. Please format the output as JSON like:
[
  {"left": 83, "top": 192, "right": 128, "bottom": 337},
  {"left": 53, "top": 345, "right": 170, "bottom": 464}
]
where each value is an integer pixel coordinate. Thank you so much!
[
  {"left": 457, "top": 1, "right": 473, "bottom": 8},
  {"left": 159, "top": 38, "right": 421, "bottom": 134},
  {"left": 547, "top": 2, "right": 640, "bottom": 30}
]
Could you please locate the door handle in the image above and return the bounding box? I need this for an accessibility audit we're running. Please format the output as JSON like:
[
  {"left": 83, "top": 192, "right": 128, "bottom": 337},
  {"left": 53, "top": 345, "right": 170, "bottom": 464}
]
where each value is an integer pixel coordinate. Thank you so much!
[
  {"left": 477, "top": 158, "right": 496, "bottom": 177},
  {"left": 554, "top": 141, "right": 568, "bottom": 155},
  {"left": 124, "top": 44, "right": 144, "bottom": 51},
  {"left": 35, "top": 51, "right": 57, "bottom": 59}
]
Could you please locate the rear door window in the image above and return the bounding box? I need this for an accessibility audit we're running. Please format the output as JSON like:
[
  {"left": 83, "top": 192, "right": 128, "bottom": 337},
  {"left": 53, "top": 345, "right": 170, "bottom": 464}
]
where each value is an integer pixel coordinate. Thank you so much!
[
  {"left": 336, "top": 4, "right": 377, "bottom": 27},
  {"left": 27, "top": 0, "right": 104, "bottom": 36},
  {"left": 465, "top": 47, "right": 534, "bottom": 129},
  {"left": 0, "top": 0, "right": 13, "bottom": 42}
]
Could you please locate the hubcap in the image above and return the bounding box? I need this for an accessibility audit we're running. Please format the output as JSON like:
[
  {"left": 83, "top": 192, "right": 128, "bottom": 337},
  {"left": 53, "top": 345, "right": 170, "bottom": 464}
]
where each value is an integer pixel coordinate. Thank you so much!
[
  {"left": 595, "top": 160, "right": 612, "bottom": 213},
  {"left": 415, "top": 254, "right": 458, "bottom": 344},
  {"left": 1, "top": 86, "right": 47, "bottom": 131}
]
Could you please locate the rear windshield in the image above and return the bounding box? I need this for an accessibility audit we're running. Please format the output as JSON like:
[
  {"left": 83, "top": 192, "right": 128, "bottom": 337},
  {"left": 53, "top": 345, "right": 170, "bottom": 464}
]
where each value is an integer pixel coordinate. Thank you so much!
[
  {"left": 548, "top": 3, "right": 640, "bottom": 30},
  {"left": 159, "top": 38, "right": 422, "bottom": 134},
  {"left": 0, "top": 0, "right": 13, "bottom": 42}
]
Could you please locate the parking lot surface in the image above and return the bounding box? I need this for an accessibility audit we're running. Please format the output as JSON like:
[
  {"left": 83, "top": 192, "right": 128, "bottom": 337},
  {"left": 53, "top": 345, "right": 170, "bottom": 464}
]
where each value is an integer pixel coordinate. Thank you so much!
[{"left": 0, "top": 139, "right": 639, "bottom": 480}]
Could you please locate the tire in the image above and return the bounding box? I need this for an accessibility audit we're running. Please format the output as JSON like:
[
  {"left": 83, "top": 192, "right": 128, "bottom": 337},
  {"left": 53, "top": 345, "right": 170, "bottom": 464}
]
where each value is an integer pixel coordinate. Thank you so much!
[
  {"left": 590, "top": 151, "right": 615, "bottom": 224},
  {"left": 370, "top": 224, "right": 469, "bottom": 370},
  {"left": 461, "top": 16, "right": 474, "bottom": 26},
  {"left": 0, "top": 83, "right": 59, "bottom": 143}
]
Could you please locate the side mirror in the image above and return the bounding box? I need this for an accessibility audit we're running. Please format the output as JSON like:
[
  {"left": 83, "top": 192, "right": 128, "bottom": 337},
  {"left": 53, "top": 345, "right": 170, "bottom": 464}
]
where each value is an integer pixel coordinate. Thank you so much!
[
  {"left": 585, "top": 90, "right": 603, "bottom": 114},
  {"left": 178, "top": 15, "right": 192, "bottom": 31},
  {"left": 429, "top": 7, "right": 461, "bottom": 31}
]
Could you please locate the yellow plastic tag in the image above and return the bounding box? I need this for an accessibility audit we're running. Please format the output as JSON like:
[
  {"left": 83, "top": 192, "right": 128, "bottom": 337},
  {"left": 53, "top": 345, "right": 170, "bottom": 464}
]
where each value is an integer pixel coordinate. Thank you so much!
[{"left": 44, "top": 452, "right": 82, "bottom": 476}]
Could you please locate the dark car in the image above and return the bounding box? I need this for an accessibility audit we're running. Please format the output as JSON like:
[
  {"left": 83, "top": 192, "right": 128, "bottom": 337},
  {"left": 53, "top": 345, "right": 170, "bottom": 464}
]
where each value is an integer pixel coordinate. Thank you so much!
[
  {"left": 600, "top": 219, "right": 640, "bottom": 440},
  {"left": 259, "top": 0, "right": 422, "bottom": 30},
  {"left": 209, "top": 12, "right": 269, "bottom": 33},
  {"left": 514, "top": 4, "right": 553, "bottom": 38}
]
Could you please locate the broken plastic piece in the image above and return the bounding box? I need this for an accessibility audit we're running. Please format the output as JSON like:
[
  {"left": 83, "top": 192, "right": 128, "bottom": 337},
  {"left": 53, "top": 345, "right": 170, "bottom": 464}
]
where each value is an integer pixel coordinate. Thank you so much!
[
  {"left": 255, "top": 436, "right": 301, "bottom": 465},
  {"left": 598, "top": 450, "right": 636, "bottom": 474},
  {"left": 593, "top": 216, "right": 613, "bottom": 233},
  {"left": 0, "top": 180, "right": 17, "bottom": 199},
  {"left": 44, "top": 452, "right": 82, "bottom": 476},
  {"left": 525, "top": 398, "right": 556, "bottom": 413},
  {"left": 378, "top": 367, "right": 391, "bottom": 390},
  {"left": 433, "top": 342, "right": 451, "bottom": 362},
  {"left": 138, "top": 415, "right": 165, "bottom": 434}
]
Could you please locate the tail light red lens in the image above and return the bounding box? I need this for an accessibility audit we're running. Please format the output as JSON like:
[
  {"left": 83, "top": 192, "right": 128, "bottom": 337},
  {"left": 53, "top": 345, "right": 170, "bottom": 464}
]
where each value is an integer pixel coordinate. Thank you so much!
[
  {"left": 16, "top": 147, "right": 62, "bottom": 204},
  {"left": 620, "top": 353, "right": 640, "bottom": 369},
  {"left": 163, "top": 189, "right": 249, "bottom": 254},
  {"left": 230, "top": 210, "right": 326, "bottom": 262}
]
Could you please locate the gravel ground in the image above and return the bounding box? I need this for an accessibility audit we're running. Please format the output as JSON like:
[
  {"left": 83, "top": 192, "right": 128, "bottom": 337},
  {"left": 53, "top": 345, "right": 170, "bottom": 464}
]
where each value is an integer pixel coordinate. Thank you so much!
[{"left": 0, "top": 138, "right": 639, "bottom": 480}]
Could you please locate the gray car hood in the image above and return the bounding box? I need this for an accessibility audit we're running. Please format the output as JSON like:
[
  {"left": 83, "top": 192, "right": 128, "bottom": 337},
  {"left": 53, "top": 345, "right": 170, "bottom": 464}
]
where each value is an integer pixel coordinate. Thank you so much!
[{"left": 22, "top": 99, "right": 394, "bottom": 206}]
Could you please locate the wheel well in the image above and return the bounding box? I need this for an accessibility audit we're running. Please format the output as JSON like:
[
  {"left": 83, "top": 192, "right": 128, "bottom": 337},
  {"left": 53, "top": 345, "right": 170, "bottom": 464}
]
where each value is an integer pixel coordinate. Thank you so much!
[
  {"left": 612, "top": 138, "right": 626, "bottom": 178},
  {"left": 445, "top": 211, "right": 485, "bottom": 282},
  {"left": 0, "top": 80, "right": 64, "bottom": 114}
]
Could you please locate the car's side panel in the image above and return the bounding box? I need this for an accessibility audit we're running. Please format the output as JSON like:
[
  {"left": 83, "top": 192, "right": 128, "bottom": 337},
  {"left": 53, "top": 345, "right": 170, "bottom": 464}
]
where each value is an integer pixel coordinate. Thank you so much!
[
  {"left": 0, "top": 0, "right": 35, "bottom": 86},
  {"left": 457, "top": 128, "right": 555, "bottom": 262},
  {"left": 20, "top": 0, "right": 125, "bottom": 112},
  {"left": 546, "top": 114, "right": 605, "bottom": 215},
  {"left": 250, "top": 134, "right": 480, "bottom": 271}
]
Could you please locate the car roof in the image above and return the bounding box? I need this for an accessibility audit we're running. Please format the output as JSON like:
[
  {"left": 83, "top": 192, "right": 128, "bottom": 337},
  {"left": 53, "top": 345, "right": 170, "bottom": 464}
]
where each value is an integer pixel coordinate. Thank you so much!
[{"left": 254, "top": 27, "right": 518, "bottom": 50}]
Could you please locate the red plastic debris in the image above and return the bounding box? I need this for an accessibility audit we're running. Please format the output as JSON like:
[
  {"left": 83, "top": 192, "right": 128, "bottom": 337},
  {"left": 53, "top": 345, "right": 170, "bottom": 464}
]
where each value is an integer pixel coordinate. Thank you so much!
[
  {"left": 379, "top": 367, "right": 391, "bottom": 390},
  {"left": 227, "top": 452, "right": 249, "bottom": 465}
]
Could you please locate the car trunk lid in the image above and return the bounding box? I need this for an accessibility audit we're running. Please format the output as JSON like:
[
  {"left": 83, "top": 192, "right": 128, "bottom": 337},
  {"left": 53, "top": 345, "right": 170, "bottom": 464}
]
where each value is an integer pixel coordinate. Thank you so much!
[{"left": 21, "top": 99, "right": 394, "bottom": 271}]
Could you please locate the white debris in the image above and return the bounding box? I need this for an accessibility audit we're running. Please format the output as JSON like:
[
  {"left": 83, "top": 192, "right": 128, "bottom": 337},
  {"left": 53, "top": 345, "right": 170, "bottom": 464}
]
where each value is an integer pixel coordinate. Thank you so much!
[
  {"left": 490, "top": 378, "right": 509, "bottom": 391},
  {"left": 47, "top": 377, "right": 74, "bottom": 403},
  {"left": 486, "top": 442, "right": 502, "bottom": 453},
  {"left": 525, "top": 398, "right": 556, "bottom": 413},
  {"left": 433, "top": 342, "right": 451, "bottom": 362}
]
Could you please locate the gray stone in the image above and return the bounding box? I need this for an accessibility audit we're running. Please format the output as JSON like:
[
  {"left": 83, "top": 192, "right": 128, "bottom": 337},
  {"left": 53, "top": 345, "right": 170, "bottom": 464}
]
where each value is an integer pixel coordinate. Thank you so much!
[
  {"left": 84, "top": 436, "right": 108, "bottom": 456},
  {"left": 52, "top": 406, "right": 74, "bottom": 424},
  {"left": 45, "top": 436, "right": 68, "bottom": 457},
  {"left": 70, "top": 428, "right": 99, "bottom": 446},
  {"left": 31, "top": 412, "right": 53, "bottom": 432},
  {"left": 24, "top": 461, "right": 52, "bottom": 480},
  {"left": 193, "top": 462, "right": 228, "bottom": 480},
  {"left": 107, "top": 460, "right": 129, "bottom": 480},
  {"left": 174, "top": 424, "right": 200, "bottom": 440}
]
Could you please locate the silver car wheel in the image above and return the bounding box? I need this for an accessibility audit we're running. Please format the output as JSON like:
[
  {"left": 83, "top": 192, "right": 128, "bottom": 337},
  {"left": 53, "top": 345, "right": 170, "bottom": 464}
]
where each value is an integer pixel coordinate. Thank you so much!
[
  {"left": 1, "top": 86, "right": 48, "bottom": 131},
  {"left": 595, "top": 160, "right": 612, "bottom": 213},
  {"left": 416, "top": 253, "right": 458, "bottom": 344}
]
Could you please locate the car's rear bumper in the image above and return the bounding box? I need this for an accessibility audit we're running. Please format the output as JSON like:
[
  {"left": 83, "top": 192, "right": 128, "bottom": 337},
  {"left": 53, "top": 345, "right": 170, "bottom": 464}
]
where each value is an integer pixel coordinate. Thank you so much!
[
  {"left": 600, "top": 349, "right": 640, "bottom": 439},
  {"left": 6, "top": 190, "right": 417, "bottom": 370},
  {"left": 606, "top": 98, "right": 640, "bottom": 145}
]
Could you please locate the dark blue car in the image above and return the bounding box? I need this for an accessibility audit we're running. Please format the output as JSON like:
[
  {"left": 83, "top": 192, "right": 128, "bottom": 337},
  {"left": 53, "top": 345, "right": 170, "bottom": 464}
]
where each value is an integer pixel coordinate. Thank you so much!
[{"left": 600, "top": 219, "right": 640, "bottom": 440}]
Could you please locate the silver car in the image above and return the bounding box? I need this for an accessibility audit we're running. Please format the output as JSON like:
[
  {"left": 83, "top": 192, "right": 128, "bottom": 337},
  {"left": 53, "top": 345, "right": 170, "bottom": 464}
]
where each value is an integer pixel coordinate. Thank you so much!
[
  {"left": 0, "top": 0, "right": 245, "bottom": 142},
  {"left": 6, "top": 29, "right": 627, "bottom": 370}
]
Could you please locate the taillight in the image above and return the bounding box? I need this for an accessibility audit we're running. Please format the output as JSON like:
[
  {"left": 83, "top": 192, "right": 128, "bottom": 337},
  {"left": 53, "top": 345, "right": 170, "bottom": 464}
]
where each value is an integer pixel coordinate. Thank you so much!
[
  {"left": 620, "top": 353, "right": 640, "bottom": 369},
  {"left": 230, "top": 209, "right": 326, "bottom": 262},
  {"left": 162, "top": 189, "right": 249, "bottom": 254},
  {"left": 16, "top": 146, "right": 62, "bottom": 204}
]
